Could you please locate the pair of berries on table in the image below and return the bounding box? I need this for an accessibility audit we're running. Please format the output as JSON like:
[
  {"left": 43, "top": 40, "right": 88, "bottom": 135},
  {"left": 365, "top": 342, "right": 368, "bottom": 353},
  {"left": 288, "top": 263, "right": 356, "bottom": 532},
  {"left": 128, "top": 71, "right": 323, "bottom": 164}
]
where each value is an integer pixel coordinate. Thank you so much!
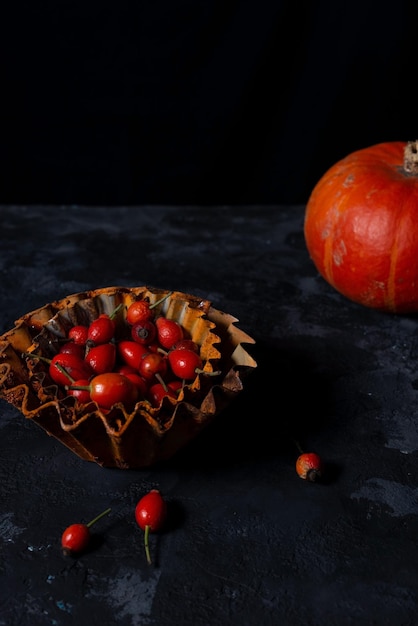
[
  {"left": 61, "top": 489, "right": 167, "bottom": 566},
  {"left": 23, "top": 293, "right": 218, "bottom": 412}
]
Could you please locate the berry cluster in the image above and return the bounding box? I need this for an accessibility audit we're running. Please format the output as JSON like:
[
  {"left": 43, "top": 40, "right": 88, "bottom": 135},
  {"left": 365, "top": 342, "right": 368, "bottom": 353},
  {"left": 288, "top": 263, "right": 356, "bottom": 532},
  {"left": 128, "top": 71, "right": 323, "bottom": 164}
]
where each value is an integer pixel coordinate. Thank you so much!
[{"left": 24, "top": 294, "right": 219, "bottom": 412}]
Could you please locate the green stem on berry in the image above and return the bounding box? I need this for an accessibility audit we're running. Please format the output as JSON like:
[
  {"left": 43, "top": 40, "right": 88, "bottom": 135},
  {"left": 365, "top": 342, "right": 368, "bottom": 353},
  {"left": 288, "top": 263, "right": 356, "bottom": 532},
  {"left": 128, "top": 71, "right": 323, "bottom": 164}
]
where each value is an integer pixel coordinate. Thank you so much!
[
  {"left": 155, "top": 373, "right": 168, "bottom": 392},
  {"left": 22, "top": 352, "right": 76, "bottom": 383},
  {"left": 22, "top": 351, "right": 50, "bottom": 364},
  {"left": 55, "top": 362, "right": 76, "bottom": 383},
  {"left": 293, "top": 439, "right": 304, "bottom": 454},
  {"left": 86, "top": 507, "right": 112, "bottom": 528},
  {"left": 67, "top": 383, "right": 90, "bottom": 392},
  {"left": 144, "top": 524, "right": 152, "bottom": 565},
  {"left": 150, "top": 291, "right": 173, "bottom": 310},
  {"left": 109, "top": 303, "right": 125, "bottom": 320},
  {"left": 195, "top": 368, "right": 222, "bottom": 376}
]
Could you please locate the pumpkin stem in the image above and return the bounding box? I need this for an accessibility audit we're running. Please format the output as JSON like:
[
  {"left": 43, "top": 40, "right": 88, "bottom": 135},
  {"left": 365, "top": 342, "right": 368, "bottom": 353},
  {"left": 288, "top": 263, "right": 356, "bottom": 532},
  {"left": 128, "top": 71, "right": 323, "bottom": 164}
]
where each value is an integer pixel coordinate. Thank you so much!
[{"left": 404, "top": 140, "right": 418, "bottom": 174}]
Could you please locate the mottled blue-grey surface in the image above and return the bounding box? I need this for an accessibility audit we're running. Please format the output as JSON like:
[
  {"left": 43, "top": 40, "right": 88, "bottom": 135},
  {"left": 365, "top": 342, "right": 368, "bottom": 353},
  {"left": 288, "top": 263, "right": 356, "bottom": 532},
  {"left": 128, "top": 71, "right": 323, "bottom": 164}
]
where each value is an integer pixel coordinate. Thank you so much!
[{"left": 1, "top": 205, "right": 418, "bottom": 626}]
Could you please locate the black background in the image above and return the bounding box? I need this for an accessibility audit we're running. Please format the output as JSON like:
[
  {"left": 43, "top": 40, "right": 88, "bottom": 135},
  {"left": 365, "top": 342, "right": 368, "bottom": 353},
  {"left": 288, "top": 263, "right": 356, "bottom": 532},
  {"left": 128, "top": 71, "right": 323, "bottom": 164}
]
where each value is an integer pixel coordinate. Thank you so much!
[{"left": 2, "top": 0, "right": 417, "bottom": 206}]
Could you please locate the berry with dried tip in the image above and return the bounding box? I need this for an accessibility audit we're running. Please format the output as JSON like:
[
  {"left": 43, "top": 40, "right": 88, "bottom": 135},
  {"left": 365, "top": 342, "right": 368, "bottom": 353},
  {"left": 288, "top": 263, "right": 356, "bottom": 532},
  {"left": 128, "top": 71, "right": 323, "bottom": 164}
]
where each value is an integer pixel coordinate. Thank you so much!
[
  {"left": 131, "top": 319, "right": 157, "bottom": 345},
  {"left": 61, "top": 507, "right": 111, "bottom": 556},
  {"left": 296, "top": 452, "right": 323, "bottom": 482}
]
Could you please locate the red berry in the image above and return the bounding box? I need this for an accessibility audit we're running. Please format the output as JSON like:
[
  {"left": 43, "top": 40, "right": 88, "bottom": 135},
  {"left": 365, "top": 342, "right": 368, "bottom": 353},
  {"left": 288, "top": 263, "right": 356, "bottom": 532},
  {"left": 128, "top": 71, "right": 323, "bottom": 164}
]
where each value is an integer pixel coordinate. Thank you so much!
[
  {"left": 148, "top": 381, "right": 181, "bottom": 407},
  {"left": 115, "top": 365, "right": 148, "bottom": 396},
  {"left": 296, "top": 452, "right": 323, "bottom": 482},
  {"left": 126, "top": 292, "right": 173, "bottom": 325},
  {"left": 87, "top": 315, "right": 115, "bottom": 345},
  {"left": 171, "top": 339, "right": 199, "bottom": 352},
  {"left": 131, "top": 320, "right": 157, "bottom": 345},
  {"left": 68, "top": 325, "right": 89, "bottom": 345},
  {"left": 168, "top": 348, "right": 202, "bottom": 380},
  {"left": 135, "top": 490, "right": 167, "bottom": 565},
  {"left": 49, "top": 353, "right": 93, "bottom": 386},
  {"left": 155, "top": 317, "right": 184, "bottom": 350},
  {"left": 85, "top": 342, "right": 116, "bottom": 374},
  {"left": 61, "top": 507, "right": 111, "bottom": 556},
  {"left": 61, "top": 523, "right": 90, "bottom": 556},
  {"left": 139, "top": 352, "right": 168, "bottom": 382},
  {"left": 22, "top": 352, "right": 93, "bottom": 387},
  {"left": 126, "top": 300, "right": 154, "bottom": 325},
  {"left": 68, "top": 373, "right": 138, "bottom": 410},
  {"left": 117, "top": 340, "right": 149, "bottom": 370},
  {"left": 66, "top": 378, "right": 92, "bottom": 404},
  {"left": 59, "top": 341, "right": 86, "bottom": 359}
]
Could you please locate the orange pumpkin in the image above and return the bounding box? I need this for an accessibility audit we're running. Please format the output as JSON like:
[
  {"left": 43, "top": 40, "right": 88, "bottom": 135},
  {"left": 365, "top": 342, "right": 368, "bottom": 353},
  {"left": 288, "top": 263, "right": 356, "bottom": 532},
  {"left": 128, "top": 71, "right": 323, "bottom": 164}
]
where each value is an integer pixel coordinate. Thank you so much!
[{"left": 304, "top": 140, "right": 418, "bottom": 313}]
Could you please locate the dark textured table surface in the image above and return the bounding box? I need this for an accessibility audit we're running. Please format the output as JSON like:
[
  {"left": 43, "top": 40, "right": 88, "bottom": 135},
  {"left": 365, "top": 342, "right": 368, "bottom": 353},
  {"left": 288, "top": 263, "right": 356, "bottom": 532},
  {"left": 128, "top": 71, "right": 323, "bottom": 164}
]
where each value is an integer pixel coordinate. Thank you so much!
[{"left": 1, "top": 205, "right": 418, "bottom": 626}]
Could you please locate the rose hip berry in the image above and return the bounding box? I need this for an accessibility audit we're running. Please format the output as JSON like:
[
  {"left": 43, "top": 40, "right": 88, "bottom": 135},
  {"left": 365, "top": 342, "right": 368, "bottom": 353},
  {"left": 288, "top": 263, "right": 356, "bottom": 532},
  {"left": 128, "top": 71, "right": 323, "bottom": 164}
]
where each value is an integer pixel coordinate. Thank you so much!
[
  {"left": 68, "top": 325, "right": 89, "bottom": 346},
  {"left": 155, "top": 317, "right": 184, "bottom": 350},
  {"left": 171, "top": 339, "right": 199, "bottom": 352},
  {"left": 131, "top": 320, "right": 157, "bottom": 345},
  {"left": 61, "top": 507, "right": 111, "bottom": 557},
  {"left": 126, "top": 292, "right": 173, "bottom": 326},
  {"left": 139, "top": 352, "right": 168, "bottom": 382},
  {"left": 85, "top": 342, "right": 116, "bottom": 374},
  {"left": 296, "top": 452, "right": 323, "bottom": 482},
  {"left": 58, "top": 341, "right": 86, "bottom": 359},
  {"left": 168, "top": 348, "right": 203, "bottom": 380},
  {"left": 68, "top": 373, "right": 138, "bottom": 410},
  {"left": 66, "top": 378, "right": 92, "bottom": 404},
  {"left": 148, "top": 380, "right": 182, "bottom": 407},
  {"left": 117, "top": 340, "right": 149, "bottom": 370},
  {"left": 135, "top": 489, "right": 167, "bottom": 565},
  {"left": 87, "top": 314, "right": 116, "bottom": 346},
  {"left": 23, "top": 352, "right": 93, "bottom": 387}
]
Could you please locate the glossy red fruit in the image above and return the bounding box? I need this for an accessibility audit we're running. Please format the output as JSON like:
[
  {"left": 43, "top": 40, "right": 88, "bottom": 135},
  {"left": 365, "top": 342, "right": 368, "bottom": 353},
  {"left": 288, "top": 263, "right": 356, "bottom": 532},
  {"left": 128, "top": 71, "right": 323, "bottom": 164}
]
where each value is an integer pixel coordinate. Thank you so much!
[
  {"left": 148, "top": 380, "right": 181, "bottom": 407},
  {"left": 135, "top": 490, "right": 167, "bottom": 565},
  {"left": 168, "top": 349, "right": 202, "bottom": 380},
  {"left": 66, "top": 378, "right": 92, "bottom": 404},
  {"left": 85, "top": 342, "right": 116, "bottom": 374},
  {"left": 61, "top": 507, "right": 111, "bottom": 557},
  {"left": 87, "top": 315, "right": 115, "bottom": 345},
  {"left": 296, "top": 452, "right": 323, "bottom": 482},
  {"left": 68, "top": 325, "right": 89, "bottom": 345},
  {"left": 171, "top": 339, "right": 199, "bottom": 353},
  {"left": 155, "top": 317, "right": 184, "bottom": 350},
  {"left": 49, "top": 353, "right": 93, "bottom": 386},
  {"left": 126, "top": 292, "right": 173, "bottom": 326},
  {"left": 126, "top": 300, "right": 154, "bottom": 325},
  {"left": 139, "top": 352, "right": 168, "bottom": 382},
  {"left": 22, "top": 352, "right": 93, "bottom": 387},
  {"left": 59, "top": 341, "right": 86, "bottom": 359},
  {"left": 124, "top": 373, "right": 148, "bottom": 396},
  {"left": 131, "top": 320, "right": 157, "bottom": 345},
  {"left": 117, "top": 340, "right": 149, "bottom": 370},
  {"left": 69, "top": 373, "right": 138, "bottom": 410}
]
